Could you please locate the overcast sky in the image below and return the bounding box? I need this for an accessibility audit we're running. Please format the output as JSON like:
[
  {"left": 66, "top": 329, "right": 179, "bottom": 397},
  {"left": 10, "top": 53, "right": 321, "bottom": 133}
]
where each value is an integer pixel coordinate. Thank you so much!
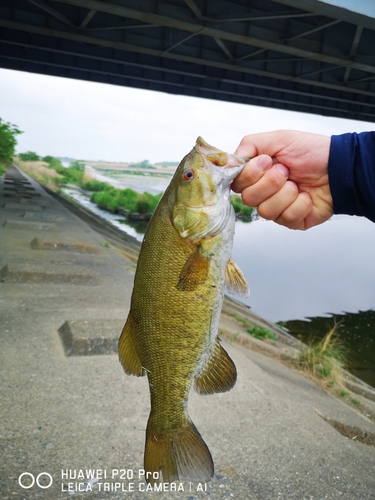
[{"left": 0, "top": 67, "right": 373, "bottom": 163}]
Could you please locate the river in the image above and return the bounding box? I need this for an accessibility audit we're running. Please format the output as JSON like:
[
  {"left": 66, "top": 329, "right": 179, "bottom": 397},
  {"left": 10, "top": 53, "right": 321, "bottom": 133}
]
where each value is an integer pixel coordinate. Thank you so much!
[{"left": 64, "top": 169, "right": 375, "bottom": 387}]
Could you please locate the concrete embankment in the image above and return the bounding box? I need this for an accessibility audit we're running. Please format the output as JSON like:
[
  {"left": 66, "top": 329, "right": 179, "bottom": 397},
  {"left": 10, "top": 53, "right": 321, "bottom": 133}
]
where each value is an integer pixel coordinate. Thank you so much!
[{"left": 1, "top": 165, "right": 375, "bottom": 500}]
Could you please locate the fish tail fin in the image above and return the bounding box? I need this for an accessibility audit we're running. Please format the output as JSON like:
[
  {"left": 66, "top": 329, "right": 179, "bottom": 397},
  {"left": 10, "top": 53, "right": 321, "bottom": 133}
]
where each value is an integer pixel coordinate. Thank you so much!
[{"left": 144, "top": 419, "right": 214, "bottom": 484}]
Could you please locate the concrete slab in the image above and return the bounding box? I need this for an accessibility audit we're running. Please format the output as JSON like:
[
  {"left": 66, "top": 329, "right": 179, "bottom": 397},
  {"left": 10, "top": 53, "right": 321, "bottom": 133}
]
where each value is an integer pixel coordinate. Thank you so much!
[
  {"left": 21, "top": 212, "right": 67, "bottom": 222},
  {"left": 30, "top": 238, "right": 98, "bottom": 253},
  {"left": 58, "top": 319, "right": 124, "bottom": 356},
  {"left": 0, "top": 262, "right": 97, "bottom": 285},
  {"left": 3, "top": 220, "right": 57, "bottom": 231},
  {"left": 3, "top": 203, "right": 43, "bottom": 211}
]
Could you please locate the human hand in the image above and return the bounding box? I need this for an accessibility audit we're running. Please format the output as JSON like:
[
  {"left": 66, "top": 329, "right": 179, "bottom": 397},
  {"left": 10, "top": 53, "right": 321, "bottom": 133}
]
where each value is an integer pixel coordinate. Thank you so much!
[{"left": 232, "top": 130, "right": 333, "bottom": 230}]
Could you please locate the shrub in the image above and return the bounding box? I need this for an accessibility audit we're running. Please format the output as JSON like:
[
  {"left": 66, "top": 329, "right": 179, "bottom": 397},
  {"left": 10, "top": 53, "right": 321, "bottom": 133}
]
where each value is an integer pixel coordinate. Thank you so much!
[
  {"left": 61, "top": 166, "right": 84, "bottom": 185},
  {"left": 0, "top": 118, "right": 22, "bottom": 163},
  {"left": 18, "top": 151, "right": 40, "bottom": 161},
  {"left": 42, "top": 155, "right": 64, "bottom": 170},
  {"left": 81, "top": 179, "right": 108, "bottom": 192},
  {"left": 91, "top": 191, "right": 118, "bottom": 212},
  {"left": 90, "top": 187, "right": 161, "bottom": 215}
]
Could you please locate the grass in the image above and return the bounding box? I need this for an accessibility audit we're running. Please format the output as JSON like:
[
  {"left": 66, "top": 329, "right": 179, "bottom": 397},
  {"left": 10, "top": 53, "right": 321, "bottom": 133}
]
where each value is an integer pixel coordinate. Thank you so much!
[
  {"left": 247, "top": 325, "right": 278, "bottom": 340},
  {"left": 15, "top": 156, "right": 85, "bottom": 189},
  {"left": 0, "top": 163, "right": 7, "bottom": 175},
  {"left": 230, "top": 313, "right": 277, "bottom": 341},
  {"left": 81, "top": 179, "right": 109, "bottom": 192},
  {"left": 13, "top": 158, "right": 63, "bottom": 191},
  {"left": 292, "top": 323, "right": 348, "bottom": 387},
  {"left": 90, "top": 187, "right": 162, "bottom": 215}
]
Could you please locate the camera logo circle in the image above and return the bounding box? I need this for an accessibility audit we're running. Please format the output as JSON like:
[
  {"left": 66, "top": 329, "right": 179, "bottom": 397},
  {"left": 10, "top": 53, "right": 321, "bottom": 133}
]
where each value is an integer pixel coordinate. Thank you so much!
[{"left": 18, "top": 472, "right": 53, "bottom": 489}]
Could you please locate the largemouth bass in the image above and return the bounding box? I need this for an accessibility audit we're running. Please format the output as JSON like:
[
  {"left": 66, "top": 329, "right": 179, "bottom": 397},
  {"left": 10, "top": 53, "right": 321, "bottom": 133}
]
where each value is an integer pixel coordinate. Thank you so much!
[{"left": 118, "top": 137, "right": 249, "bottom": 483}]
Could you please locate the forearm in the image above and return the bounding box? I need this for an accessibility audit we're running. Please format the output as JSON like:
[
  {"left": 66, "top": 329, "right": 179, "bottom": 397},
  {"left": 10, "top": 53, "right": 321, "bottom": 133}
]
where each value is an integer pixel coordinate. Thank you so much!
[{"left": 329, "top": 132, "right": 375, "bottom": 222}]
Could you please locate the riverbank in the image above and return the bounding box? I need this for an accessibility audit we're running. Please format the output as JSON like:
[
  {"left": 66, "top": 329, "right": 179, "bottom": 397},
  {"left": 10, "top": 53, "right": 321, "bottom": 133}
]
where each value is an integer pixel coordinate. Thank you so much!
[
  {"left": 55, "top": 185, "right": 375, "bottom": 403},
  {"left": 2, "top": 164, "right": 375, "bottom": 499}
]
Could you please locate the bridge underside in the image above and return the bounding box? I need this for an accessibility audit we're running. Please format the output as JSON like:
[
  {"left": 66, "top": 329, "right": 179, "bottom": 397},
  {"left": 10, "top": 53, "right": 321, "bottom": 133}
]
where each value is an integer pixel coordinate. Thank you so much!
[{"left": 1, "top": 0, "right": 375, "bottom": 122}]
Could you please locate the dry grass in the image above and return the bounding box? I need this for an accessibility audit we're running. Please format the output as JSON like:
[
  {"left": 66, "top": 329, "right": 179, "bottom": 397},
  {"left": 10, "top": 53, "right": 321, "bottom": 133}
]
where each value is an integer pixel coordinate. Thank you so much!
[
  {"left": 82, "top": 169, "right": 94, "bottom": 182},
  {"left": 291, "top": 323, "right": 348, "bottom": 388},
  {"left": 14, "top": 158, "right": 62, "bottom": 191}
]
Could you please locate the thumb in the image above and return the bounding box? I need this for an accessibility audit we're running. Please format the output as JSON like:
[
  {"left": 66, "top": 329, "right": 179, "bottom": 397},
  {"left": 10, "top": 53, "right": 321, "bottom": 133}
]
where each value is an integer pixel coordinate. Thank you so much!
[{"left": 234, "top": 131, "right": 286, "bottom": 158}]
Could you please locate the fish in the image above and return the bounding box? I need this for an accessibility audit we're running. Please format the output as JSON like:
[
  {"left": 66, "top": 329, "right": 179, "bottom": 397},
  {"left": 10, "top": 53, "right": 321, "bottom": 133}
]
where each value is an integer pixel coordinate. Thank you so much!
[{"left": 118, "top": 137, "right": 249, "bottom": 484}]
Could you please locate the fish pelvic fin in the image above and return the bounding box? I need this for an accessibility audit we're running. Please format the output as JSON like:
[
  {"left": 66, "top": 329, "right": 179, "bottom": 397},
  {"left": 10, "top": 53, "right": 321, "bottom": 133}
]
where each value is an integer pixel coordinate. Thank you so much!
[
  {"left": 118, "top": 314, "right": 145, "bottom": 377},
  {"left": 145, "top": 420, "right": 214, "bottom": 484},
  {"left": 225, "top": 258, "right": 250, "bottom": 297},
  {"left": 176, "top": 246, "right": 209, "bottom": 292},
  {"left": 194, "top": 337, "right": 237, "bottom": 395}
]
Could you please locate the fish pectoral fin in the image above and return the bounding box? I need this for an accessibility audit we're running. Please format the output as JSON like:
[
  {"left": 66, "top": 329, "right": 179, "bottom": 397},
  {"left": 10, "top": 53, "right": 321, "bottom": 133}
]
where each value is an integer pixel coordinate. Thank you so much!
[
  {"left": 176, "top": 247, "right": 209, "bottom": 291},
  {"left": 225, "top": 258, "right": 250, "bottom": 297},
  {"left": 118, "top": 315, "right": 145, "bottom": 377},
  {"left": 194, "top": 338, "right": 237, "bottom": 394},
  {"left": 145, "top": 420, "right": 213, "bottom": 483}
]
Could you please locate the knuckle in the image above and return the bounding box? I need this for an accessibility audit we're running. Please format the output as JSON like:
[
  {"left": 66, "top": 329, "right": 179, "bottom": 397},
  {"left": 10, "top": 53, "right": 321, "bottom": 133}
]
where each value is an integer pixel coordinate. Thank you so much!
[{"left": 258, "top": 202, "right": 277, "bottom": 220}]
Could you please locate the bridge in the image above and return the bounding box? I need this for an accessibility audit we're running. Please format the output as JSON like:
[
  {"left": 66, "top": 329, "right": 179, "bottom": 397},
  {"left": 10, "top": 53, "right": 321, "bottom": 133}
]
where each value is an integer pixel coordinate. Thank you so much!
[{"left": 1, "top": 0, "right": 375, "bottom": 121}]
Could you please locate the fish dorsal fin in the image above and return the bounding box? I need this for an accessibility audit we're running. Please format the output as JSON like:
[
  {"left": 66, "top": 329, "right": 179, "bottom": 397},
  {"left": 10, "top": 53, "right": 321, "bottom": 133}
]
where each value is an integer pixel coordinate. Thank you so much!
[
  {"left": 176, "top": 247, "right": 209, "bottom": 292},
  {"left": 194, "top": 338, "right": 237, "bottom": 394},
  {"left": 225, "top": 258, "right": 250, "bottom": 297},
  {"left": 118, "top": 314, "right": 145, "bottom": 377}
]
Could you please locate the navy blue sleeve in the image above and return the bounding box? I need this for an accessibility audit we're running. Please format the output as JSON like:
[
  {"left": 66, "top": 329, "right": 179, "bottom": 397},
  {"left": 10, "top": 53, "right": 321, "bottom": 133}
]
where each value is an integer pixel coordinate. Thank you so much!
[{"left": 328, "top": 132, "right": 375, "bottom": 223}]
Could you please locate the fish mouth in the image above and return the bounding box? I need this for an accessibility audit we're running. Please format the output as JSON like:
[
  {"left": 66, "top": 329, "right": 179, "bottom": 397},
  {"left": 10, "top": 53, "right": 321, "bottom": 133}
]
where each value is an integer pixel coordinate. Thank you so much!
[{"left": 195, "top": 136, "right": 248, "bottom": 170}]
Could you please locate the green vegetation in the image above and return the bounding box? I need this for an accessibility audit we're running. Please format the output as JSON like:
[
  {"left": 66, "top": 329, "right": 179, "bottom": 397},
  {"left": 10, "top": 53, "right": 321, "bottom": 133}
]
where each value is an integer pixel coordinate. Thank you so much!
[
  {"left": 42, "top": 155, "right": 63, "bottom": 169},
  {"left": 158, "top": 161, "right": 178, "bottom": 167},
  {"left": 129, "top": 159, "right": 154, "bottom": 169},
  {"left": 0, "top": 163, "right": 6, "bottom": 176},
  {"left": 41, "top": 156, "right": 85, "bottom": 185},
  {"left": 292, "top": 324, "right": 348, "bottom": 387},
  {"left": 338, "top": 390, "right": 349, "bottom": 398},
  {"left": 230, "top": 194, "right": 254, "bottom": 219},
  {"left": 230, "top": 314, "right": 277, "bottom": 341},
  {"left": 81, "top": 179, "right": 109, "bottom": 192},
  {"left": 13, "top": 158, "right": 63, "bottom": 191},
  {"left": 91, "top": 187, "right": 162, "bottom": 215},
  {"left": 18, "top": 151, "right": 40, "bottom": 161},
  {"left": 16, "top": 154, "right": 85, "bottom": 188},
  {"left": 16, "top": 151, "right": 161, "bottom": 218},
  {"left": 0, "top": 117, "right": 22, "bottom": 164},
  {"left": 247, "top": 325, "right": 278, "bottom": 340}
]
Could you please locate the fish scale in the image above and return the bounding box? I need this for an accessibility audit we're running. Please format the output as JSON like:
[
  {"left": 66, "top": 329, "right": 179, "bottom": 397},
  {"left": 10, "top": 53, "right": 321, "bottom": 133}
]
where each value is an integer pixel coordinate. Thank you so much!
[{"left": 118, "top": 137, "right": 250, "bottom": 483}]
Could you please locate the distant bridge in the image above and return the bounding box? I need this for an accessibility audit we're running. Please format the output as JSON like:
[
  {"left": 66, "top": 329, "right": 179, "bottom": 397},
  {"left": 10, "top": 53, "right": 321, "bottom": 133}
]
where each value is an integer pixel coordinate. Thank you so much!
[{"left": 1, "top": 0, "right": 375, "bottom": 121}]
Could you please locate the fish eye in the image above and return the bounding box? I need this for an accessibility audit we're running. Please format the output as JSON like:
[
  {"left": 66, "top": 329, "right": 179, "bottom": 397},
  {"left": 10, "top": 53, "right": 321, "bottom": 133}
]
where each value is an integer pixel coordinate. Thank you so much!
[{"left": 182, "top": 169, "right": 195, "bottom": 181}]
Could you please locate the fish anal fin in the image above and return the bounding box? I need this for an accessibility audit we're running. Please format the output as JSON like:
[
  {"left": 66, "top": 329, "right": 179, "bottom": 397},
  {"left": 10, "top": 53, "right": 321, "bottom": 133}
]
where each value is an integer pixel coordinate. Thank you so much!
[
  {"left": 118, "top": 314, "right": 145, "bottom": 377},
  {"left": 225, "top": 258, "right": 250, "bottom": 297},
  {"left": 194, "top": 338, "right": 237, "bottom": 395},
  {"left": 145, "top": 420, "right": 213, "bottom": 484},
  {"left": 176, "top": 247, "right": 209, "bottom": 292}
]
